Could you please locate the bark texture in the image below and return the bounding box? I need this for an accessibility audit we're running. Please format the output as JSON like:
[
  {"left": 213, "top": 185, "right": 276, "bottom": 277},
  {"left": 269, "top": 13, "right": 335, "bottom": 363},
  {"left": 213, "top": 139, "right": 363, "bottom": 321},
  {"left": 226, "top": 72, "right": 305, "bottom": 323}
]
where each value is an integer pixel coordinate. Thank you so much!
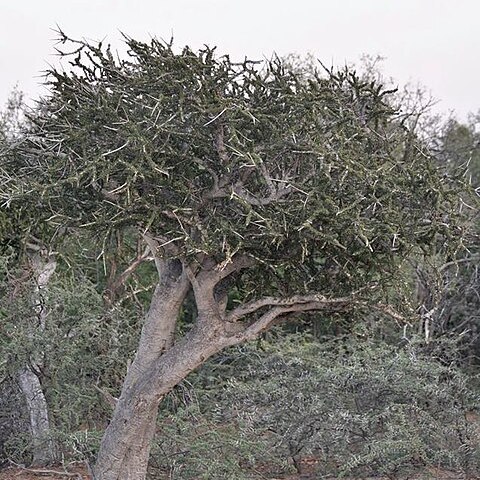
[
  {"left": 17, "top": 248, "right": 57, "bottom": 466},
  {"left": 93, "top": 258, "right": 191, "bottom": 480},
  {"left": 18, "top": 367, "right": 56, "bottom": 466},
  {"left": 93, "top": 252, "right": 356, "bottom": 480}
]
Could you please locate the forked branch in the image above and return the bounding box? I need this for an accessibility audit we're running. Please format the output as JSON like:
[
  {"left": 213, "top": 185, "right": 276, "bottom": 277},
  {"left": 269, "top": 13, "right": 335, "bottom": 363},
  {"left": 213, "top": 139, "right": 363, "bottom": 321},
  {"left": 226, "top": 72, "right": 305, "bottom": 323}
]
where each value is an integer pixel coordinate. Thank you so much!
[
  {"left": 229, "top": 300, "right": 352, "bottom": 343},
  {"left": 185, "top": 253, "right": 256, "bottom": 318}
]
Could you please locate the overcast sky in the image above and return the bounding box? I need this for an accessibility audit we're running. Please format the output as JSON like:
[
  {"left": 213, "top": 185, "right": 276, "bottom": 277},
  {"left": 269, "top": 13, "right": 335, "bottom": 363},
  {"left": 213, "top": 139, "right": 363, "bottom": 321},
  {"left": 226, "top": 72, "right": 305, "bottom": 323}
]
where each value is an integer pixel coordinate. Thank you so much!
[{"left": 1, "top": 0, "right": 479, "bottom": 121}]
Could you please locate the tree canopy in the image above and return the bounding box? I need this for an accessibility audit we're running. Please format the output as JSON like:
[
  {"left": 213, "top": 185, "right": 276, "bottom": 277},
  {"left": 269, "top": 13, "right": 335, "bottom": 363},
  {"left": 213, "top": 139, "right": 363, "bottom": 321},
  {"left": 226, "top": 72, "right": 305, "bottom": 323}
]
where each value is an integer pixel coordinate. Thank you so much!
[{"left": 6, "top": 34, "right": 465, "bottom": 305}]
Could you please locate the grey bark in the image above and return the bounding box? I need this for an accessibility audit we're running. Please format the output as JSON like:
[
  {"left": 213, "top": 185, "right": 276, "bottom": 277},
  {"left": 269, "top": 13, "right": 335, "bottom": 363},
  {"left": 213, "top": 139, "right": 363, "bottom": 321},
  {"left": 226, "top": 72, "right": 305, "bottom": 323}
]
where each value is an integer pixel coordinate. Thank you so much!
[
  {"left": 17, "top": 248, "right": 57, "bottom": 466},
  {"left": 93, "top": 323, "right": 231, "bottom": 480},
  {"left": 93, "top": 258, "right": 191, "bottom": 480},
  {"left": 18, "top": 367, "right": 56, "bottom": 466},
  {"left": 92, "top": 252, "right": 355, "bottom": 480}
]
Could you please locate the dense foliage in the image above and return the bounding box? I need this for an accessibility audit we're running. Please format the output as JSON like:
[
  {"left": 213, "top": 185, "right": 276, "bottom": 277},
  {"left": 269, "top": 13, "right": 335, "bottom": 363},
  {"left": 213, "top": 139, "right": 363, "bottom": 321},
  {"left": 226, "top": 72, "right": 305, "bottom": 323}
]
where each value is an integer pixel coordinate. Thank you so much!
[
  {"left": 151, "top": 335, "right": 480, "bottom": 479},
  {"left": 7, "top": 34, "right": 467, "bottom": 305}
]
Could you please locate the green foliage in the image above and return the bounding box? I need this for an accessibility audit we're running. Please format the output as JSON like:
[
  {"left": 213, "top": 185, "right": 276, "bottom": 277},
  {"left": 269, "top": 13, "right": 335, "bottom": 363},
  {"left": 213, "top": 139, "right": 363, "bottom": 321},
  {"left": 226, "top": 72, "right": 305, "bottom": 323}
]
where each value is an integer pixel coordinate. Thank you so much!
[
  {"left": 177, "top": 335, "right": 480, "bottom": 479},
  {"left": 7, "top": 33, "right": 468, "bottom": 304},
  {"left": 0, "top": 89, "right": 31, "bottom": 252},
  {"left": 420, "top": 115, "right": 480, "bottom": 366},
  {"left": 1, "top": 34, "right": 479, "bottom": 478},
  {"left": 438, "top": 117, "right": 480, "bottom": 187},
  {"left": 0, "top": 255, "right": 141, "bottom": 462},
  {"left": 150, "top": 402, "right": 273, "bottom": 480}
]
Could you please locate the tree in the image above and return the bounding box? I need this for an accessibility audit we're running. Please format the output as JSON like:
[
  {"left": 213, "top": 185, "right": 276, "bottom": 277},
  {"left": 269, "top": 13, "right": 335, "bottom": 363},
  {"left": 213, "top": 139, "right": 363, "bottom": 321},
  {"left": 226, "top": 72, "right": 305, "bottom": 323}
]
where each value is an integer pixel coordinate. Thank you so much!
[
  {"left": 0, "top": 91, "right": 58, "bottom": 466},
  {"left": 4, "top": 33, "right": 468, "bottom": 479},
  {"left": 437, "top": 116, "right": 480, "bottom": 187},
  {"left": 412, "top": 116, "right": 480, "bottom": 364}
]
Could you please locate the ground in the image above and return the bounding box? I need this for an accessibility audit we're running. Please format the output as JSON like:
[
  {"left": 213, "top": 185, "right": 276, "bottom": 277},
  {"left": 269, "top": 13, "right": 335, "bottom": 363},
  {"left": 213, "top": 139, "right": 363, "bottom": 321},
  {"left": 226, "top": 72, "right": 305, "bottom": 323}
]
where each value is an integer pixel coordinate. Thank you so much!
[
  {"left": 0, "top": 464, "right": 472, "bottom": 480},
  {"left": 0, "top": 464, "right": 89, "bottom": 479}
]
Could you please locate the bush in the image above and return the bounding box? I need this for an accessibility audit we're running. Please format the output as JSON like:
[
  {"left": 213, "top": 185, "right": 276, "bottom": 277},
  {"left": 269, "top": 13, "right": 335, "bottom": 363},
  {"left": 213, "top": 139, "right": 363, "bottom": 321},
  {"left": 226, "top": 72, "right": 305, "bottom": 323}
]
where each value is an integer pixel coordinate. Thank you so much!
[
  {"left": 164, "top": 334, "right": 480, "bottom": 479},
  {"left": 0, "top": 263, "right": 141, "bottom": 464},
  {"left": 150, "top": 401, "right": 275, "bottom": 480}
]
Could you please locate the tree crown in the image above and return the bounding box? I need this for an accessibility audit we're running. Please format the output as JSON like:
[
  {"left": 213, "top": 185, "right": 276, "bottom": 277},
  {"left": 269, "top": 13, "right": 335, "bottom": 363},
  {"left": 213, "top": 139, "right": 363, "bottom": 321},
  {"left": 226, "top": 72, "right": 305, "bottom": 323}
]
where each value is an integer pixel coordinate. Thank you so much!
[{"left": 7, "top": 34, "right": 467, "bottom": 298}]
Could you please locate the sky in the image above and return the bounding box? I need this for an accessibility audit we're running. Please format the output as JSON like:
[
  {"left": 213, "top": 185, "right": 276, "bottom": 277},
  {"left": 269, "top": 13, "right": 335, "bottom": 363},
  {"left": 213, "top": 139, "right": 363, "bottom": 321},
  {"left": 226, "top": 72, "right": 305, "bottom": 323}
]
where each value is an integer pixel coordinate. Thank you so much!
[{"left": 1, "top": 0, "right": 479, "bottom": 121}]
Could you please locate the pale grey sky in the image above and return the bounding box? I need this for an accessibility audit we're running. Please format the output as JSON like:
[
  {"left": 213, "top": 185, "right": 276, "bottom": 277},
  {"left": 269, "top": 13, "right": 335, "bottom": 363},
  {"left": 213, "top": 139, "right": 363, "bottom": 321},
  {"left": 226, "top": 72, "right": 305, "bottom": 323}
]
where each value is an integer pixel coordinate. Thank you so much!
[{"left": 1, "top": 0, "right": 479, "bottom": 120}]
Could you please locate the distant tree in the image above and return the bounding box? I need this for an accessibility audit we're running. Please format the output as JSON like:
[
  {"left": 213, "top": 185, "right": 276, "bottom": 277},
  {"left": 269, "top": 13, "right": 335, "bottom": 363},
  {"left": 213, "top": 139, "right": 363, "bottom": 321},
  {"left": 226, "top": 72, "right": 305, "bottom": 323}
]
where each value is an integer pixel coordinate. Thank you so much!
[
  {"left": 413, "top": 116, "right": 480, "bottom": 362},
  {"left": 0, "top": 91, "right": 58, "bottom": 466},
  {"left": 0, "top": 87, "right": 24, "bottom": 142},
  {"left": 5, "top": 33, "right": 470, "bottom": 480},
  {"left": 437, "top": 116, "right": 480, "bottom": 187}
]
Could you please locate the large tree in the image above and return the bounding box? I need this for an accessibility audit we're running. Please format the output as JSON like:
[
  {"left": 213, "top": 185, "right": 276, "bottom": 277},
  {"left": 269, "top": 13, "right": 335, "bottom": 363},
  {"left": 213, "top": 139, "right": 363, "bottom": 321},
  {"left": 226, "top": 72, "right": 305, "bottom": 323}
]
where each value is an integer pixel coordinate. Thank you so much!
[{"left": 4, "top": 34, "right": 467, "bottom": 479}]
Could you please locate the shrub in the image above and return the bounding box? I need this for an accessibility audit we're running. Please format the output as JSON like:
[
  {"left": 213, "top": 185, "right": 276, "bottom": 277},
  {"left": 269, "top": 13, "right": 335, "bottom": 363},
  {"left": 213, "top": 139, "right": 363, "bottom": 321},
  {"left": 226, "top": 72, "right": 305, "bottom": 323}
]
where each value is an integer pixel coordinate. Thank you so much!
[{"left": 169, "top": 334, "right": 480, "bottom": 479}]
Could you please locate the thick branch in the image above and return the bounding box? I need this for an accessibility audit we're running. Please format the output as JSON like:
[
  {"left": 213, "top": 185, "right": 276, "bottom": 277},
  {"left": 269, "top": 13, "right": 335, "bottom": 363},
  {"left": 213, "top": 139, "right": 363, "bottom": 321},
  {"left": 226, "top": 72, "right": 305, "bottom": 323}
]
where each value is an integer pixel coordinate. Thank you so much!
[
  {"left": 198, "top": 253, "right": 255, "bottom": 286},
  {"left": 185, "top": 254, "right": 256, "bottom": 319},
  {"left": 227, "top": 293, "right": 353, "bottom": 323},
  {"left": 125, "top": 258, "right": 190, "bottom": 385},
  {"left": 227, "top": 300, "right": 351, "bottom": 344}
]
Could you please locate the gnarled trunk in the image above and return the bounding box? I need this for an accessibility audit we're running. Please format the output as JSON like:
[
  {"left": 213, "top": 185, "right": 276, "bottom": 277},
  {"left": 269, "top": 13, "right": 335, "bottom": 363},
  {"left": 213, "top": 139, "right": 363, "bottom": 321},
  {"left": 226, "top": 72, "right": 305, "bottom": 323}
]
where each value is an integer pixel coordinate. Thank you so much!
[
  {"left": 93, "top": 397, "right": 159, "bottom": 480},
  {"left": 92, "top": 251, "right": 350, "bottom": 480},
  {"left": 93, "top": 322, "right": 229, "bottom": 480},
  {"left": 93, "top": 258, "right": 194, "bottom": 480}
]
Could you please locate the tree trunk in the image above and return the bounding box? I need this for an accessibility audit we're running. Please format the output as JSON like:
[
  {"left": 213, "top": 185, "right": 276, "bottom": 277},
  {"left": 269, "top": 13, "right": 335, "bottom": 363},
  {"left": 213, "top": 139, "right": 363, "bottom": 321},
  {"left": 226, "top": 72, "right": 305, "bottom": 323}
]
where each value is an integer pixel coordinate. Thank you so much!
[
  {"left": 93, "top": 258, "right": 195, "bottom": 480},
  {"left": 91, "top": 251, "right": 355, "bottom": 479},
  {"left": 93, "top": 322, "right": 227, "bottom": 480},
  {"left": 93, "top": 394, "right": 159, "bottom": 480},
  {"left": 18, "top": 367, "right": 56, "bottom": 466},
  {"left": 17, "top": 248, "right": 57, "bottom": 465}
]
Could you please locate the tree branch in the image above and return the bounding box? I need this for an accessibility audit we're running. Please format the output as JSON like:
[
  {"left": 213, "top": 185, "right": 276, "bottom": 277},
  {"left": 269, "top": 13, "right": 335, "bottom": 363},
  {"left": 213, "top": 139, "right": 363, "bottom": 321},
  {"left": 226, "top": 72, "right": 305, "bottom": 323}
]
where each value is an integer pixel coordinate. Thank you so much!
[
  {"left": 105, "top": 245, "right": 151, "bottom": 304},
  {"left": 184, "top": 253, "right": 256, "bottom": 319},
  {"left": 227, "top": 293, "right": 353, "bottom": 323},
  {"left": 197, "top": 253, "right": 255, "bottom": 286},
  {"left": 215, "top": 124, "right": 229, "bottom": 164},
  {"left": 228, "top": 300, "right": 350, "bottom": 343},
  {"left": 142, "top": 233, "right": 164, "bottom": 275}
]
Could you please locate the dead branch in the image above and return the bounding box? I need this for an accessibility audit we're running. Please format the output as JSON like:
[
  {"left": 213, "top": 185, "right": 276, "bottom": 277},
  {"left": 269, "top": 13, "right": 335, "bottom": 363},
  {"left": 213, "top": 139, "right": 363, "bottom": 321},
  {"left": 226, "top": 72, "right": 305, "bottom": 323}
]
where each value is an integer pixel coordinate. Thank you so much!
[
  {"left": 7, "top": 460, "right": 83, "bottom": 478},
  {"left": 94, "top": 385, "right": 118, "bottom": 410}
]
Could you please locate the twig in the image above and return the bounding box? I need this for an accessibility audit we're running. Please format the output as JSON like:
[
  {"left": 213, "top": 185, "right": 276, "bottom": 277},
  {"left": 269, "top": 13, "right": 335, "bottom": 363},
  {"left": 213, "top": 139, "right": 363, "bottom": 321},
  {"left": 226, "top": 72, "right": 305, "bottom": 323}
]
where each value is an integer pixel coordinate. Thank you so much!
[{"left": 8, "top": 460, "right": 83, "bottom": 478}]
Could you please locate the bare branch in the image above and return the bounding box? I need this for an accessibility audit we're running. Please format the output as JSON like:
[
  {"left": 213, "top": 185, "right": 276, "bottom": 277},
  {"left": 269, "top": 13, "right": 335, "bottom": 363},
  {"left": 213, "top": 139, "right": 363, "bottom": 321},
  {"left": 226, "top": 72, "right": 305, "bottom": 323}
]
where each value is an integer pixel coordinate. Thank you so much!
[
  {"left": 142, "top": 233, "right": 165, "bottom": 275},
  {"left": 227, "top": 293, "right": 353, "bottom": 323},
  {"left": 215, "top": 124, "right": 229, "bottom": 164},
  {"left": 229, "top": 300, "right": 349, "bottom": 344},
  {"left": 104, "top": 245, "right": 151, "bottom": 304},
  {"left": 231, "top": 183, "right": 293, "bottom": 206},
  {"left": 226, "top": 292, "right": 407, "bottom": 344},
  {"left": 205, "top": 181, "right": 294, "bottom": 206},
  {"left": 258, "top": 161, "right": 276, "bottom": 195},
  {"left": 94, "top": 385, "right": 118, "bottom": 410},
  {"left": 369, "top": 303, "right": 408, "bottom": 324}
]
